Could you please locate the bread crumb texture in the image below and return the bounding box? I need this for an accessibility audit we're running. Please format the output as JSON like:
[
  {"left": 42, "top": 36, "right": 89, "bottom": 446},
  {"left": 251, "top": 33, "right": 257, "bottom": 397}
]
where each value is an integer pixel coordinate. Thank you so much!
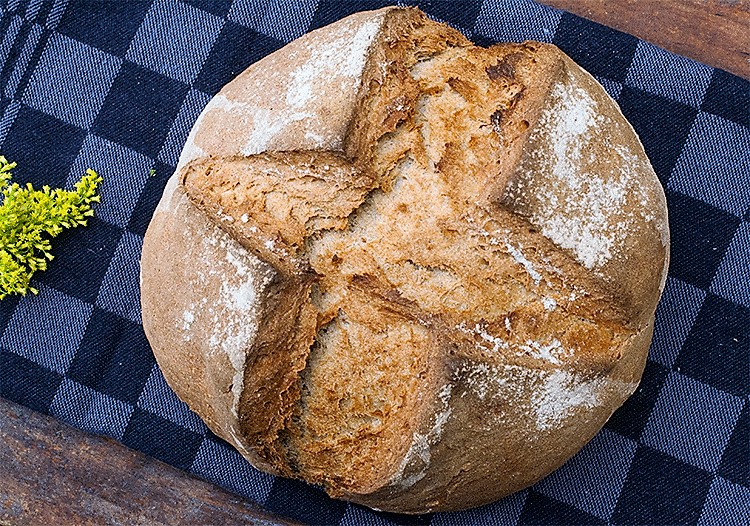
[{"left": 146, "top": 6, "right": 668, "bottom": 513}]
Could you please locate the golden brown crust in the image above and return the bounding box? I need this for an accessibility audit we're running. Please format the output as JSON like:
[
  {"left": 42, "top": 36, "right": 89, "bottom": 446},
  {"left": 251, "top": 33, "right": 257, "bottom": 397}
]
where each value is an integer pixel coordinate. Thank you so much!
[
  {"left": 182, "top": 152, "right": 374, "bottom": 275},
  {"left": 236, "top": 274, "right": 318, "bottom": 469},
  {"left": 141, "top": 6, "right": 669, "bottom": 513}
]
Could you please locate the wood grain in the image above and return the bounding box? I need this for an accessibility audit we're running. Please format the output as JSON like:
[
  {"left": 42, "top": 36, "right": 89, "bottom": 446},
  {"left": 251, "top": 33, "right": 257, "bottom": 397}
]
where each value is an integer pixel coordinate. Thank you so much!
[
  {"left": 539, "top": 0, "right": 750, "bottom": 80},
  {"left": 0, "top": 397, "right": 297, "bottom": 526}
]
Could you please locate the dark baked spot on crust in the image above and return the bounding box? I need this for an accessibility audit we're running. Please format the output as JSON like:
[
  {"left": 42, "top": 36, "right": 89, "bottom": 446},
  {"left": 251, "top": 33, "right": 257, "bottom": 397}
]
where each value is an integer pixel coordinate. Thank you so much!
[{"left": 487, "top": 60, "right": 515, "bottom": 80}]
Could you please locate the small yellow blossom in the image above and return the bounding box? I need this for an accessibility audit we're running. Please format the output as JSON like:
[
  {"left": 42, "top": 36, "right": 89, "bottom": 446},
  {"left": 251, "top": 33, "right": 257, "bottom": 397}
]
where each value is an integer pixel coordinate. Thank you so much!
[{"left": 0, "top": 156, "right": 101, "bottom": 299}]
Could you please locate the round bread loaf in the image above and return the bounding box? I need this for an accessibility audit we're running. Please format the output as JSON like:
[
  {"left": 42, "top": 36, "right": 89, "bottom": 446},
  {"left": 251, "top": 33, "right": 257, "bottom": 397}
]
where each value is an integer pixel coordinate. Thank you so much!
[{"left": 140, "top": 7, "right": 669, "bottom": 513}]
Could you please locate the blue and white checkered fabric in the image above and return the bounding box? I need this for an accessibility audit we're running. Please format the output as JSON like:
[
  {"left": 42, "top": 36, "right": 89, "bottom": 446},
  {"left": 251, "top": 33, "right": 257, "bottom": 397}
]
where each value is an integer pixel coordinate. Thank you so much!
[{"left": 1, "top": 1, "right": 748, "bottom": 524}]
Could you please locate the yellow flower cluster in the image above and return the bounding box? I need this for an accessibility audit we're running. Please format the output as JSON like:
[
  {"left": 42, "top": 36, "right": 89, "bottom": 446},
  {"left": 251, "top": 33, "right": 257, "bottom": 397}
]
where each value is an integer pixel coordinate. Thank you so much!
[{"left": 0, "top": 156, "right": 101, "bottom": 299}]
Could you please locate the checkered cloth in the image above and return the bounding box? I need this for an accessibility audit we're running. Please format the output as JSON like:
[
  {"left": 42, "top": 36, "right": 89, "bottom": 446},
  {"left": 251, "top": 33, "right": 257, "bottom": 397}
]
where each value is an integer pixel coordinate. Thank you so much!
[{"left": 0, "top": 0, "right": 747, "bottom": 524}]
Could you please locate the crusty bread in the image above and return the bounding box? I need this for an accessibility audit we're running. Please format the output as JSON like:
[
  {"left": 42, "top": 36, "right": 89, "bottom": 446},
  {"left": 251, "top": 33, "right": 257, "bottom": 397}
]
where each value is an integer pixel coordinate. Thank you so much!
[{"left": 140, "top": 7, "right": 669, "bottom": 513}]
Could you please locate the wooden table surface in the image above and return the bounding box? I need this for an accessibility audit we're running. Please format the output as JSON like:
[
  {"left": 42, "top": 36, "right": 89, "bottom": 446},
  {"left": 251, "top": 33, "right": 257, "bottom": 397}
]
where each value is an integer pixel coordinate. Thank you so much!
[
  {"left": 0, "top": 397, "right": 300, "bottom": 526},
  {"left": 1, "top": 1, "right": 748, "bottom": 525},
  {"left": 541, "top": 0, "right": 750, "bottom": 80}
]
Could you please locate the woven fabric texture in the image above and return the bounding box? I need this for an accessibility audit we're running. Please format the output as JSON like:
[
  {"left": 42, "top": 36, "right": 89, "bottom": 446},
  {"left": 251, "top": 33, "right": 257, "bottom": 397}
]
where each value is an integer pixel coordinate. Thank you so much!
[{"left": 0, "top": 0, "right": 748, "bottom": 524}]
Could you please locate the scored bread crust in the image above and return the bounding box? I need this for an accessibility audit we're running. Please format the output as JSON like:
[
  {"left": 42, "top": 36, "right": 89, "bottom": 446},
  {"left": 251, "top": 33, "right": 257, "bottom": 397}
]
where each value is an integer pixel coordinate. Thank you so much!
[{"left": 140, "top": 7, "right": 669, "bottom": 513}]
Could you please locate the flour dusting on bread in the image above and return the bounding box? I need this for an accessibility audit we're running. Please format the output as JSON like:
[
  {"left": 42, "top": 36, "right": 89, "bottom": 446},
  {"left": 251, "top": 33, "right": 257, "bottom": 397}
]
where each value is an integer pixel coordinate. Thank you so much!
[
  {"left": 393, "top": 384, "right": 453, "bottom": 488},
  {"left": 288, "top": 17, "right": 383, "bottom": 109},
  {"left": 191, "top": 227, "right": 274, "bottom": 415},
  {"left": 526, "top": 81, "right": 624, "bottom": 269},
  {"left": 237, "top": 12, "right": 384, "bottom": 154},
  {"left": 532, "top": 370, "right": 605, "bottom": 430}
]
